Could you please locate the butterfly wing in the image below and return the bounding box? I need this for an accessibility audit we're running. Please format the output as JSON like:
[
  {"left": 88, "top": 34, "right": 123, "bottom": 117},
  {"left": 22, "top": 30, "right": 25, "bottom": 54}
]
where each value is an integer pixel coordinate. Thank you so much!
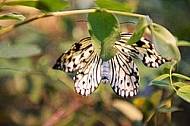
[
  {"left": 53, "top": 37, "right": 102, "bottom": 96},
  {"left": 53, "top": 37, "right": 93, "bottom": 72},
  {"left": 109, "top": 41, "right": 140, "bottom": 97},
  {"left": 74, "top": 54, "right": 102, "bottom": 96},
  {"left": 120, "top": 33, "right": 170, "bottom": 68}
]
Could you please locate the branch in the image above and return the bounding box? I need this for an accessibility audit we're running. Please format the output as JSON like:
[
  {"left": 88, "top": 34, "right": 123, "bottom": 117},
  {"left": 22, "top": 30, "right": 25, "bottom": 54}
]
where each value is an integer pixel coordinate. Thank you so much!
[{"left": 0, "top": 9, "right": 147, "bottom": 35}]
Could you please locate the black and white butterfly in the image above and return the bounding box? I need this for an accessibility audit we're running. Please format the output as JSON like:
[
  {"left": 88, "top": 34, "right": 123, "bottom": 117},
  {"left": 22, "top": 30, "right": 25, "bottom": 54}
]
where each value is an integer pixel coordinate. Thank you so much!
[{"left": 53, "top": 33, "right": 170, "bottom": 97}]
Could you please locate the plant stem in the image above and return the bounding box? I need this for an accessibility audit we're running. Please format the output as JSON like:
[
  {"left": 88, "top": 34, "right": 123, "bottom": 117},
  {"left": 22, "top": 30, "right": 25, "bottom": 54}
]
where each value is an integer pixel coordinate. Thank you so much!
[
  {"left": 105, "top": 9, "right": 147, "bottom": 18},
  {"left": 169, "top": 60, "right": 177, "bottom": 91},
  {"left": 0, "top": 9, "right": 147, "bottom": 34}
]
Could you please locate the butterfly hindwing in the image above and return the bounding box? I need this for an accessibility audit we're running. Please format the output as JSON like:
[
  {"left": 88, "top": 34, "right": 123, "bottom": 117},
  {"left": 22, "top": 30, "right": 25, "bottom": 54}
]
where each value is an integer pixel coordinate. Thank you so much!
[
  {"left": 74, "top": 54, "right": 102, "bottom": 96},
  {"left": 109, "top": 41, "right": 140, "bottom": 97}
]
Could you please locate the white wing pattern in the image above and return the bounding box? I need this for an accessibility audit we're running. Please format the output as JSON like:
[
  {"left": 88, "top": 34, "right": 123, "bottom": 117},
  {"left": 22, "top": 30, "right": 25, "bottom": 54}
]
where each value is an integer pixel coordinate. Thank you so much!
[{"left": 53, "top": 33, "right": 170, "bottom": 97}]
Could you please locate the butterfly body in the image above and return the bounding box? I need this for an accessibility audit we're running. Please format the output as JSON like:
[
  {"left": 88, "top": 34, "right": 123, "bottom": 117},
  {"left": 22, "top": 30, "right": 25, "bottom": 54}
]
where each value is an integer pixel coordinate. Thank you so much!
[
  {"left": 101, "top": 61, "right": 111, "bottom": 84},
  {"left": 53, "top": 33, "right": 170, "bottom": 98}
]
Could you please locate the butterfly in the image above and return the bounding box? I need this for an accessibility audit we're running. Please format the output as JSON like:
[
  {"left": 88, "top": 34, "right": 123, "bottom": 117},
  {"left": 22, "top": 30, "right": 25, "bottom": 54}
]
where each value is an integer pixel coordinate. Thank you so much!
[{"left": 53, "top": 33, "right": 170, "bottom": 97}]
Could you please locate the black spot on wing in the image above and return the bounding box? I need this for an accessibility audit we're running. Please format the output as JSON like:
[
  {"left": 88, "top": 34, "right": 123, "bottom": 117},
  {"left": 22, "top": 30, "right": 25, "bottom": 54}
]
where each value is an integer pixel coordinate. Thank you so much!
[
  {"left": 74, "top": 43, "right": 82, "bottom": 51},
  {"left": 136, "top": 40, "right": 145, "bottom": 47},
  {"left": 65, "top": 51, "right": 70, "bottom": 55},
  {"left": 52, "top": 54, "right": 64, "bottom": 70}
]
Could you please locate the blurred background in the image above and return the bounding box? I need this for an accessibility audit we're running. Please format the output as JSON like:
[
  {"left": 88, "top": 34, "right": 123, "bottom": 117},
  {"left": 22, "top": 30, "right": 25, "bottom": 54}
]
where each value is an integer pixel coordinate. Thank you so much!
[{"left": 0, "top": 0, "right": 190, "bottom": 126}]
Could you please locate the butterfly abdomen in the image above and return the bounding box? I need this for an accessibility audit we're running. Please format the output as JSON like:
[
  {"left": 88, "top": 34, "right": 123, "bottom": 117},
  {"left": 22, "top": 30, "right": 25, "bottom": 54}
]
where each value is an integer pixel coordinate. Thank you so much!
[{"left": 101, "top": 61, "right": 111, "bottom": 84}]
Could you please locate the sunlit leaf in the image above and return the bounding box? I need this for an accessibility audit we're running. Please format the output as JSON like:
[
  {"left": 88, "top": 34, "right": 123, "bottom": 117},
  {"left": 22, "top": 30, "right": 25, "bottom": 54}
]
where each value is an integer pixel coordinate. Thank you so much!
[
  {"left": 172, "top": 73, "right": 190, "bottom": 81},
  {"left": 133, "top": 97, "right": 154, "bottom": 113},
  {"left": 0, "top": 43, "right": 41, "bottom": 58},
  {"left": 177, "top": 85, "right": 190, "bottom": 103},
  {"left": 150, "top": 23, "right": 181, "bottom": 61},
  {"left": 0, "top": 13, "right": 26, "bottom": 21},
  {"left": 88, "top": 11, "right": 120, "bottom": 60},
  {"left": 172, "top": 82, "right": 188, "bottom": 88},
  {"left": 113, "top": 99, "right": 143, "bottom": 121},
  {"left": 150, "top": 74, "right": 170, "bottom": 81},
  {"left": 177, "top": 40, "right": 190, "bottom": 47},
  {"left": 127, "top": 16, "right": 150, "bottom": 45},
  {"left": 95, "top": 0, "right": 132, "bottom": 12},
  {"left": 150, "top": 90, "right": 163, "bottom": 107},
  {"left": 157, "top": 105, "right": 181, "bottom": 113}
]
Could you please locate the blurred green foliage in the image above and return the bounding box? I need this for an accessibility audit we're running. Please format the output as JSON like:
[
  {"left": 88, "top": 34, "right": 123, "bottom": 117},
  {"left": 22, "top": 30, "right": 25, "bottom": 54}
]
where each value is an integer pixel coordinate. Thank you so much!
[{"left": 0, "top": 0, "right": 190, "bottom": 126}]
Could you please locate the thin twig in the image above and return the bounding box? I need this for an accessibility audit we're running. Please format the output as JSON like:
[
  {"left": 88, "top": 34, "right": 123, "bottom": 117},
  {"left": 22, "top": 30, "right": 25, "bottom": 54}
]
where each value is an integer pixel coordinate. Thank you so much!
[{"left": 0, "top": 9, "right": 147, "bottom": 34}]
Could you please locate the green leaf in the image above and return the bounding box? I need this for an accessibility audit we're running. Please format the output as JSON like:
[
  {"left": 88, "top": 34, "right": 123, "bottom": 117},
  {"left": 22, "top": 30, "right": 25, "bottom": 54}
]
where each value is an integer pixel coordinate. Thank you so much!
[
  {"left": 157, "top": 105, "right": 181, "bottom": 113},
  {"left": 0, "top": 43, "right": 41, "bottom": 58},
  {"left": 149, "top": 80, "right": 171, "bottom": 89},
  {"left": 0, "top": 13, "right": 26, "bottom": 21},
  {"left": 176, "top": 85, "right": 190, "bottom": 103},
  {"left": 88, "top": 11, "right": 120, "bottom": 60},
  {"left": 172, "top": 73, "right": 190, "bottom": 81},
  {"left": 150, "top": 23, "right": 181, "bottom": 61},
  {"left": 36, "top": 0, "right": 69, "bottom": 12},
  {"left": 151, "top": 74, "right": 170, "bottom": 81},
  {"left": 3, "top": 0, "right": 69, "bottom": 12},
  {"left": 149, "top": 74, "right": 170, "bottom": 88},
  {"left": 133, "top": 97, "right": 154, "bottom": 113},
  {"left": 3, "top": 0, "right": 36, "bottom": 7},
  {"left": 95, "top": 0, "right": 132, "bottom": 12},
  {"left": 127, "top": 16, "right": 150, "bottom": 45},
  {"left": 172, "top": 82, "right": 188, "bottom": 88},
  {"left": 150, "top": 90, "right": 163, "bottom": 107},
  {"left": 177, "top": 40, "right": 190, "bottom": 47}
]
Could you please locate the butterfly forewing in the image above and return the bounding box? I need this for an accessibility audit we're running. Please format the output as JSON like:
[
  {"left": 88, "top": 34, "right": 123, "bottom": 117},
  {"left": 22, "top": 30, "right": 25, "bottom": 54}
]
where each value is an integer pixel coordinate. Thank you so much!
[
  {"left": 120, "top": 33, "right": 170, "bottom": 68},
  {"left": 53, "top": 37, "right": 93, "bottom": 72}
]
